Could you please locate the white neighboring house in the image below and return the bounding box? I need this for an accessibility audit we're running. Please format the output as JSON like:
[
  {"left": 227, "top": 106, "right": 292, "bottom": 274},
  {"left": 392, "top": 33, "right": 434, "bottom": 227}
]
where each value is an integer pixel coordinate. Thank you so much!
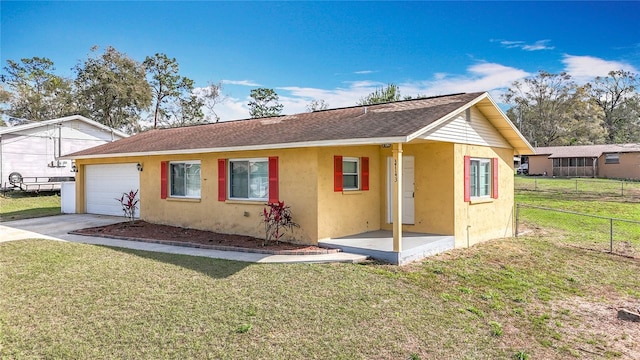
[{"left": 0, "top": 115, "right": 128, "bottom": 190}]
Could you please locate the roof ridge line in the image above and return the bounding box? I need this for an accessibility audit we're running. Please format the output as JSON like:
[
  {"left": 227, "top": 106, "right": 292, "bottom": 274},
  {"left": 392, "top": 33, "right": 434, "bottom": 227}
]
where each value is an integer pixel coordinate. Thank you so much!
[{"left": 156, "top": 92, "right": 477, "bottom": 131}]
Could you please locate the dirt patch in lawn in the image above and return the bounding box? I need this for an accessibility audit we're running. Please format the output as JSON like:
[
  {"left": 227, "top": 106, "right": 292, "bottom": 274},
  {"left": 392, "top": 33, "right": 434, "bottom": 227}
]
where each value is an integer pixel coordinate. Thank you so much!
[{"left": 72, "top": 220, "right": 336, "bottom": 255}]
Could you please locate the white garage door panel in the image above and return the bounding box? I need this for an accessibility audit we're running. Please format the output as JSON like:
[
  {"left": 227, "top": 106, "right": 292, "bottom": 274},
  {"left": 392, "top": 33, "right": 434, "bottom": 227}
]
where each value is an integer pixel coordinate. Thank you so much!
[{"left": 86, "top": 164, "right": 140, "bottom": 217}]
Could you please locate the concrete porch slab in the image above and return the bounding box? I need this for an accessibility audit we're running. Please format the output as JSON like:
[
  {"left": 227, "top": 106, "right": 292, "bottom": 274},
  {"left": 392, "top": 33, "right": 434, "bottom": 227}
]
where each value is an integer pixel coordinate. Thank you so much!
[{"left": 319, "top": 230, "right": 455, "bottom": 265}]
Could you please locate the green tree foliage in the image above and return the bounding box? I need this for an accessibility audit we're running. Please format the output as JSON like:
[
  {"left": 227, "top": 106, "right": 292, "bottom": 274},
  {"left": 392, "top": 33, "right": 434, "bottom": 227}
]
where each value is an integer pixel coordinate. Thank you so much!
[
  {"left": 357, "top": 83, "right": 401, "bottom": 105},
  {"left": 248, "top": 88, "right": 284, "bottom": 118},
  {"left": 74, "top": 46, "right": 152, "bottom": 132},
  {"left": 1, "top": 57, "right": 75, "bottom": 123},
  {"left": 588, "top": 70, "right": 640, "bottom": 143},
  {"left": 306, "top": 99, "right": 329, "bottom": 112},
  {"left": 0, "top": 85, "right": 11, "bottom": 126},
  {"left": 504, "top": 71, "right": 606, "bottom": 147},
  {"left": 403, "top": 94, "right": 428, "bottom": 100},
  {"left": 143, "top": 53, "right": 202, "bottom": 128}
]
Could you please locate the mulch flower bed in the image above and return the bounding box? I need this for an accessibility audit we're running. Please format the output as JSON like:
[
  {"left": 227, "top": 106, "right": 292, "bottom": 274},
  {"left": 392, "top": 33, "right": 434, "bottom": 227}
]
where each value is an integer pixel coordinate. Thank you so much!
[{"left": 71, "top": 220, "right": 338, "bottom": 255}]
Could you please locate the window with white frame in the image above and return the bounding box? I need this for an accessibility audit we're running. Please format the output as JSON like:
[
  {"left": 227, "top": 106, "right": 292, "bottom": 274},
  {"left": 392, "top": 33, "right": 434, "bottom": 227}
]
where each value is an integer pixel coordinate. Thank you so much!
[
  {"left": 342, "top": 157, "right": 360, "bottom": 190},
  {"left": 470, "top": 158, "right": 491, "bottom": 198},
  {"left": 229, "top": 158, "right": 269, "bottom": 200},
  {"left": 170, "top": 161, "right": 201, "bottom": 198}
]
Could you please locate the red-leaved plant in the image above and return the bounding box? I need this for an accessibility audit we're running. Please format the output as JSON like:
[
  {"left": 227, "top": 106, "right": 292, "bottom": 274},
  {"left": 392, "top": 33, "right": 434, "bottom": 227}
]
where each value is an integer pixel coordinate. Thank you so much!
[
  {"left": 116, "top": 189, "right": 139, "bottom": 223},
  {"left": 261, "top": 201, "right": 299, "bottom": 246}
]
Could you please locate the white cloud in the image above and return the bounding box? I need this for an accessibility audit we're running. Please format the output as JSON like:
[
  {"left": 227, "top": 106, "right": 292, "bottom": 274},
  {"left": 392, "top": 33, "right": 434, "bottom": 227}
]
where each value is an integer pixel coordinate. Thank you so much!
[
  {"left": 206, "top": 56, "right": 638, "bottom": 122},
  {"left": 522, "top": 40, "right": 555, "bottom": 51},
  {"left": 354, "top": 70, "right": 376, "bottom": 74},
  {"left": 495, "top": 40, "right": 524, "bottom": 48},
  {"left": 221, "top": 79, "right": 261, "bottom": 87},
  {"left": 562, "top": 54, "right": 638, "bottom": 82},
  {"left": 205, "top": 62, "right": 530, "bottom": 121},
  {"left": 214, "top": 96, "right": 250, "bottom": 121},
  {"left": 494, "top": 39, "right": 554, "bottom": 51},
  {"left": 279, "top": 81, "right": 385, "bottom": 110},
  {"left": 399, "top": 62, "right": 530, "bottom": 99}
]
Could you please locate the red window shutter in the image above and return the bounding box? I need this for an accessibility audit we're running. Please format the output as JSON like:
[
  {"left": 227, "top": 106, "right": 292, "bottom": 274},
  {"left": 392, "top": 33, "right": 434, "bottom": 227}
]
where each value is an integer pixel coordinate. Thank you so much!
[
  {"left": 268, "top": 156, "right": 279, "bottom": 203},
  {"left": 160, "top": 161, "right": 168, "bottom": 199},
  {"left": 463, "top": 156, "right": 471, "bottom": 202},
  {"left": 334, "top": 155, "right": 343, "bottom": 192},
  {"left": 361, "top": 157, "right": 369, "bottom": 191},
  {"left": 492, "top": 157, "right": 499, "bottom": 199},
  {"left": 218, "top": 159, "right": 226, "bottom": 201}
]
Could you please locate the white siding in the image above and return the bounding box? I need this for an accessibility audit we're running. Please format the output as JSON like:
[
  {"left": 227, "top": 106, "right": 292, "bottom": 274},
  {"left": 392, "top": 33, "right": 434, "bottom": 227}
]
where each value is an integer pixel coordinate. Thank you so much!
[
  {"left": 420, "top": 106, "right": 511, "bottom": 148},
  {"left": 0, "top": 120, "right": 125, "bottom": 185}
]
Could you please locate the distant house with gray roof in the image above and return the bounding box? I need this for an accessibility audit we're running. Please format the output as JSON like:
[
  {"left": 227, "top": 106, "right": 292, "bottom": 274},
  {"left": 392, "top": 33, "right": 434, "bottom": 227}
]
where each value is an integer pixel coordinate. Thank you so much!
[{"left": 528, "top": 144, "right": 640, "bottom": 179}]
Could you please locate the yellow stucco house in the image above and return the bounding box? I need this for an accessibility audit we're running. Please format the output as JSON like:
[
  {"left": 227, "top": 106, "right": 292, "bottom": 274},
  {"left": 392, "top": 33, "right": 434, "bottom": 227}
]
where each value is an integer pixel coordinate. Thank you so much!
[{"left": 63, "top": 92, "right": 533, "bottom": 264}]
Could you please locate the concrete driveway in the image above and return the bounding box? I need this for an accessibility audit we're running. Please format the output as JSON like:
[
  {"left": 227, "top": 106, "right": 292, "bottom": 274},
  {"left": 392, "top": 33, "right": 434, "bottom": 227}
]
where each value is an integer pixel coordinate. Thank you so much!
[
  {"left": 0, "top": 214, "right": 367, "bottom": 264},
  {"left": 1, "top": 214, "right": 124, "bottom": 243}
]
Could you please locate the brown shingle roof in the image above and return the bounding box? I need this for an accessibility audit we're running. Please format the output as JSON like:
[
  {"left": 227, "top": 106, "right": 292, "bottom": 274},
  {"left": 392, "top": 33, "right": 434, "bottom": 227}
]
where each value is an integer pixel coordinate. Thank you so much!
[
  {"left": 65, "top": 92, "right": 486, "bottom": 158},
  {"left": 534, "top": 144, "right": 640, "bottom": 158}
]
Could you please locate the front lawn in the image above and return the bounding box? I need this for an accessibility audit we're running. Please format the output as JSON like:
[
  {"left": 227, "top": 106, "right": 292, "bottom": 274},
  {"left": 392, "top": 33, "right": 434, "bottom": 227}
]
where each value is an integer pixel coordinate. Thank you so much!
[
  {"left": 516, "top": 191, "right": 640, "bottom": 256},
  {"left": 2, "top": 237, "right": 638, "bottom": 359},
  {"left": 0, "top": 191, "right": 61, "bottom": 221}
]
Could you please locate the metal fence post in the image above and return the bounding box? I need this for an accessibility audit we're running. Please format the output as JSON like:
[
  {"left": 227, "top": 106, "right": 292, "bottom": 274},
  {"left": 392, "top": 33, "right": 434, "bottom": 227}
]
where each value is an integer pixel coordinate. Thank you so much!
[
  {"left": 515, "top": 204, "right": 520, "bottom": 237},
  {"left": 610, "top": 218, "right": 614, "bottom": 253},
  {"left": 534, "top": 179, "right": 537, "bottom": 191},
  {"left": 621, "top": 181, "right": 624, "bottom": 197},
  {"left": 575, "top": 179, "right": 578, "bottom": 193}
]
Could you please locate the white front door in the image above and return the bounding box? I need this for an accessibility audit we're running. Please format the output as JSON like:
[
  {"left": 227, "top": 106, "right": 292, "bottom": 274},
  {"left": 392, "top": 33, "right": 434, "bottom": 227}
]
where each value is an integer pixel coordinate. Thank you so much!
[{"left": 387, "top": 156, "right": 415, "bottom": 224}]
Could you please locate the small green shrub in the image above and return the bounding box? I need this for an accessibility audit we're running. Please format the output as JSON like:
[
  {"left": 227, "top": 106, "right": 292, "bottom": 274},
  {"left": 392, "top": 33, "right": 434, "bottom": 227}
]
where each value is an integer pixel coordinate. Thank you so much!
[
  {"left": 513, "top": 350, "right": 530, "bottom": 360},
  {"left": 489, "top": 321, "right": 503, "bottom": 337},
  {"left": 236, "top": 323, "right": 252, "bottom": 333},
  {"left": 466, "top": 306, "right": 485, "bottom": 318}
]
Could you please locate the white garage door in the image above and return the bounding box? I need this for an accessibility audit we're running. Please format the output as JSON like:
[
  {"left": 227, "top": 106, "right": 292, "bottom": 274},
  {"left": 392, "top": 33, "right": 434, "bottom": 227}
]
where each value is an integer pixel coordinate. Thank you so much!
[{"left": 86, "top": 163, "right": 140, "bottom": 217}]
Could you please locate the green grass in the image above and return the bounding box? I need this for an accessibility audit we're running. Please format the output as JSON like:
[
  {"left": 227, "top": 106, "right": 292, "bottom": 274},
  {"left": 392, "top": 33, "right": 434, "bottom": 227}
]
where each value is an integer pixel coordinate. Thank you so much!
[
  {"left": 2, "top": 182, "right": 638, "bottom": 358},
  {"left": 516, "top": 191, "right": 640, "bottom": 255},
  {"left": 0, "top": 191, "right": 61, "bottom": 221},
  {"left": 2, "top": 237, "right": 639, "bottom": 359},
  {"left": 515, "top": 176, "right": 640, "bottom": 198}
]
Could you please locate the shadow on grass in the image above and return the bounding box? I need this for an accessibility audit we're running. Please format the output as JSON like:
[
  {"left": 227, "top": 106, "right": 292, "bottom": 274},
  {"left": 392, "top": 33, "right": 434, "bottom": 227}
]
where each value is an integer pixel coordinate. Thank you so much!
[
  {"left": 0, "top": 208, "right": 61, "bottom": 222},
  {"left": 95, "top": 244, "right": 253, "bottom": 279}
]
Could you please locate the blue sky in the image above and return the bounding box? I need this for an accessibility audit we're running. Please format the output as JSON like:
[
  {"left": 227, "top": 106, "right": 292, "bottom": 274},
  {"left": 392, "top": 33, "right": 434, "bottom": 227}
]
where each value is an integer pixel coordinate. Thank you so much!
[{"left": 2, "top": 1, "right": 639, "bottom": 121}]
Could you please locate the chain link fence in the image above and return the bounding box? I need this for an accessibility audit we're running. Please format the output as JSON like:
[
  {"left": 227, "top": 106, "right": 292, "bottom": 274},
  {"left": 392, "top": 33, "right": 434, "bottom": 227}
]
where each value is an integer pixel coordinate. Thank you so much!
[
  {"left": 515, "top": 177, "right": 640, "bottom": 198},
  {"left": 515, "top": 204, "right": 640, "bottom": 258}
]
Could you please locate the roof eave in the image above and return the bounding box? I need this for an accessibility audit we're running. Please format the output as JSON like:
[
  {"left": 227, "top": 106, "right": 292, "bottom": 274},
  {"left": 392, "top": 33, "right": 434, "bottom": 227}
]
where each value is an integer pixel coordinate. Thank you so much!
[
  {"left": 0, "top": 115, "right": 129, "bottom": 138},
  {"left": 60, "top": 136, "right": 409, "bottom": 160}
]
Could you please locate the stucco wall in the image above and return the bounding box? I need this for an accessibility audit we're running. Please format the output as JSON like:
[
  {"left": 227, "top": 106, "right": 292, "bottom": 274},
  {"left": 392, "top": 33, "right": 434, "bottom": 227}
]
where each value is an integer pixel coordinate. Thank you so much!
[
  {"left": 379, "top": 142, "right": 456, "bottom": 236},
  {"left": 76, "top": 142, "right": 516, "bottom": 248},
  {"left": 76, "top": 148, "right": 320, "bottom": 244},
  {"left": 598, "top": 153, "right": 640, "bottom": 179},
  {"left": 453, "top": 144, "right": 515, "bottom": 248},
  {"left": 316, "top": 145, "right": 381, "bottom": 240}
]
